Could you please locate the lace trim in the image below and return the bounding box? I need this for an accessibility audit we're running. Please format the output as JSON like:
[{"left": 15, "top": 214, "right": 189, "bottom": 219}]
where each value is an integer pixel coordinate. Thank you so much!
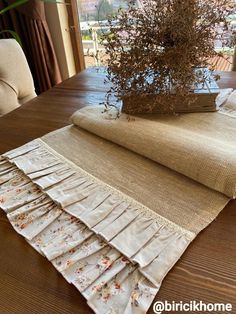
[
  {"left": 219, "top": 107, "right": 236, "bottom": 119},
  {"left": 37, "top": 139, "right": 195, "bottom": 240}
]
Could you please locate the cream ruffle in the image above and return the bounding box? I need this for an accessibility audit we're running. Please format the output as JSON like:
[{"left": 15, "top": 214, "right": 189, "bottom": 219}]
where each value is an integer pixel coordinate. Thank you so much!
[
  {"left": 0, "top": 139, "right": 194, "bottom": 314},
  {"left": 219, "top": 90, "right": 236, "bottom": 118}
]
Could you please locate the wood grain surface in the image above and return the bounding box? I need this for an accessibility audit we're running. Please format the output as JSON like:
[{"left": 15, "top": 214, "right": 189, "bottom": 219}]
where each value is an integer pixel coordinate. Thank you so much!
[{"left": 0, "top": 68, "right": 235, "bottom": 314}]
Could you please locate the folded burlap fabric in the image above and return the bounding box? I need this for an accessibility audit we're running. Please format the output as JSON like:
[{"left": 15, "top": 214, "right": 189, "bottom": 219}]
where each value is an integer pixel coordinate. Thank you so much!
[
  {"left": 0, "top": 91, "right": 236, "bottom": 313},
  {"left": 71, "top": 100, "right": 236, "bottom": 198}
]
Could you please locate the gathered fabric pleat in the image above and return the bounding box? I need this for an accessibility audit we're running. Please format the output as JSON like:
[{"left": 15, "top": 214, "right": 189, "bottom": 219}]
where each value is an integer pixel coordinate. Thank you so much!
[{"left": 0, "top": 139, "right": 195, "bottom": 314}]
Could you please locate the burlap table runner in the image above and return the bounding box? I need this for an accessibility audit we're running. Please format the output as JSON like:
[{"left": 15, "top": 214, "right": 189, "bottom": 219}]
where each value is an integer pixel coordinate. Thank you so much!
[
  {"left": 71, "top": 105, "right": 236, "bottom": 198},
  {"left": 0, "top": 91, "right": 235, "bottom": 313}
]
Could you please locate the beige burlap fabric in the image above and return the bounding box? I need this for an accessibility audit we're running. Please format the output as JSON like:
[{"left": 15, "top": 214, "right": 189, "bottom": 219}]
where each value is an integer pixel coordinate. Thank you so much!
[
  {"left": 42, "top": 125, "right": 229, "bottom": 236},
  {"left": 71, "top": 106, "right": 236, "bottom": 198}
]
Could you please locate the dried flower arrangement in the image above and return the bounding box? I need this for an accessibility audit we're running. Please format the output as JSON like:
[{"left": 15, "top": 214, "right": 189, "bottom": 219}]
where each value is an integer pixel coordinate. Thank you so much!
[{"left": 102, "top": 0, "right": 236, "bottom": 114}]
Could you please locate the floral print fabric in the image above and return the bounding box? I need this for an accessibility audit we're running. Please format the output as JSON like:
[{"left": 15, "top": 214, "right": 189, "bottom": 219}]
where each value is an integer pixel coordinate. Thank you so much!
[{"left": 0, "top": 139, "right": 195, "bottom": 313}]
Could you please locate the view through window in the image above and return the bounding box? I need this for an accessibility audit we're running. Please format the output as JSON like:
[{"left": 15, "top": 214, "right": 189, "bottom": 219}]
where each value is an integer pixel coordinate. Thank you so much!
[
  {"left": 77, "top": 0, "right": 138, "bottom": 67},
  {"left": 77, "top": 0, "right": 236, "bottom": 70}
]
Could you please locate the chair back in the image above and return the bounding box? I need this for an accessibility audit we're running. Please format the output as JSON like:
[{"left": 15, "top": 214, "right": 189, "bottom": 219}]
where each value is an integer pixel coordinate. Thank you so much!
[{"left": 0, "top": 39, "right": 36, "bottom": 116}]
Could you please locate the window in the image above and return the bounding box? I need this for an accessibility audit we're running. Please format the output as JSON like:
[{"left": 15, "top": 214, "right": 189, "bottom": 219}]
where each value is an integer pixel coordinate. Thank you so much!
[
  {"left": 77, "top": 0, "right": 131, "bottom": 67},
  {"left": 77, "top": 0, "right": 236, "bottom": 71}
]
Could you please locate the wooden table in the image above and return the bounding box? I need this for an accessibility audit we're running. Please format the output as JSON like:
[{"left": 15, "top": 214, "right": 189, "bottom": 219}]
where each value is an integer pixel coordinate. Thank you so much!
[{"left": 0, "top": 68, "right": 236, "bottom": 314}]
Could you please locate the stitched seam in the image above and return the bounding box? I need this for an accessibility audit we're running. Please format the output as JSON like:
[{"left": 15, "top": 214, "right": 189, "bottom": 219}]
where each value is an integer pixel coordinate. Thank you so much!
[
  {"left": 36, "top": 138, "right": 196, "bottom": 239},
  {"left": 0, "top": 79, "right": 18, "bottom": 96}
]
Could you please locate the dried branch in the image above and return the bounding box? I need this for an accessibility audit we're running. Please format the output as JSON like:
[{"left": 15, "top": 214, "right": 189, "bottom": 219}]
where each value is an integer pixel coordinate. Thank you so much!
[{"left": 102, "top": 0, "right": 236, "bottom": 111}]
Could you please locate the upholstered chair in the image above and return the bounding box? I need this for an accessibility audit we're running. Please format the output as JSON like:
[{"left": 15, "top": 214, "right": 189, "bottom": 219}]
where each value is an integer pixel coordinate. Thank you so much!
[{"left": 0, "top": 39, "right": 36, "bottom": 116}]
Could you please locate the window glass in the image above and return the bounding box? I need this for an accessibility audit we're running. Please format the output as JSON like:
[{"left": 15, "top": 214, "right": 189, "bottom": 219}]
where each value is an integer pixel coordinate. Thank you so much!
[
  {"left": 77, "top": 0, "right": 236, "bottom": 71},
  {"left": 77, "top": 0, "right": 131, "bottom": 67}
]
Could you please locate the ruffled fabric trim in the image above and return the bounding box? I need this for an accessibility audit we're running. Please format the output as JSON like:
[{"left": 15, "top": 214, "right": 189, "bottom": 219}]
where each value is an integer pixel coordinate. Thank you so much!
[
  {"left": 0, "top": 139, "right": 195, "bottom": 314},
  {"left": 219, "top": 89, "right": 236, "bottom": 119},
  {"left": 219, "top": 107, "right": 236, "bottom": 119}
]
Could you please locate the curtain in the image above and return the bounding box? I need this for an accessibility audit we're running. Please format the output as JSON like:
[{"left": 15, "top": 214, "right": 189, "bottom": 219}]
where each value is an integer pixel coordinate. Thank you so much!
[
  {"left": 0, "top": 0, "right": 62, "bottom": 94},
  {"left": 232, "top": 47, "right": 236, "bottom": 71}
]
